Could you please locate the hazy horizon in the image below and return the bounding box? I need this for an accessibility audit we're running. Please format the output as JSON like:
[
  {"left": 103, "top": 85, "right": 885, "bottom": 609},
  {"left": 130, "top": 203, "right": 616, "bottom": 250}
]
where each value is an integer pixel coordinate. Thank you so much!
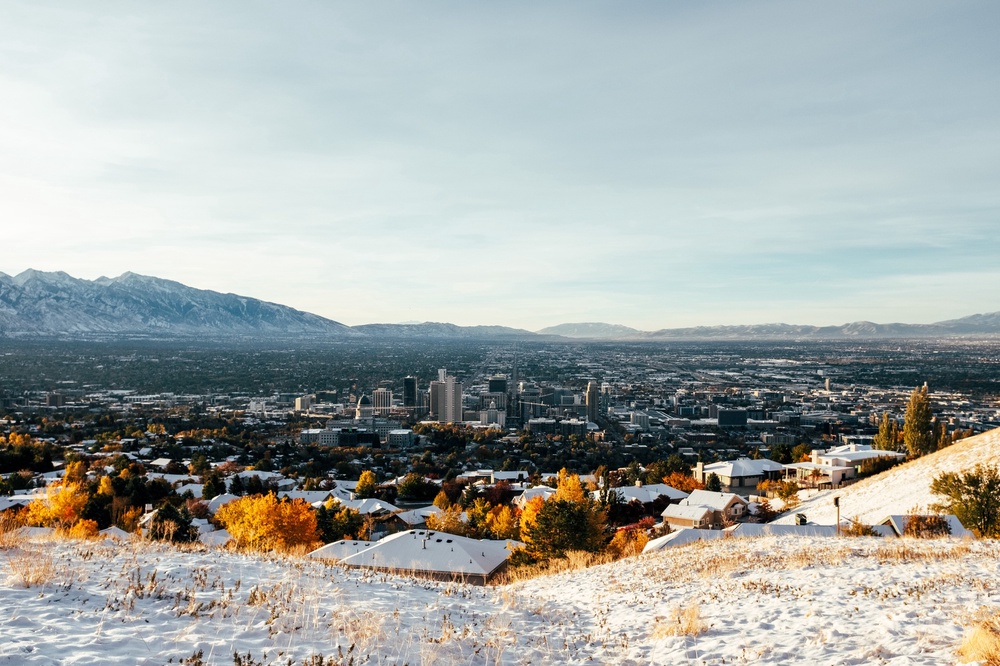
[{"left": 3, "top": 2, "right": 998, "bottom": 329}]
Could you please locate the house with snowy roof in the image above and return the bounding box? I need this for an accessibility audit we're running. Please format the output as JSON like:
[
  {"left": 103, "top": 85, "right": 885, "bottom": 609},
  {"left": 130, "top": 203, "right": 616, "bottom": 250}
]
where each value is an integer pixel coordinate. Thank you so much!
[
  {"left": 335, "top": 529, "right": 521, "bottom": 584},
  {"left": 878, "top": 514, "right": 974, "bottom": 539},
  {"left": 308, "top": 539, "right": 378, "bottom": 562},
  {"left": 694, "top": 458, "right": 785, "bottom": 494},
  {"left": 592, "top": 482, "right": 688, "bottom": 505},
  {"left": 661, "top": 490, "right": 749, "bottom": 530},
  {"left": 513, "top": 485, "right": 556, "bottom": 509}
]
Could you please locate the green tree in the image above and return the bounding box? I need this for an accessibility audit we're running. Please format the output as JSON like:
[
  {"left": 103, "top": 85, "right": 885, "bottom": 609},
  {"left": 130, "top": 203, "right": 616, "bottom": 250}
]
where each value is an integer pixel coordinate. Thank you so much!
[
  {"left": 316, "top": 504, "right": 364, "bottom": 543},
  {"left": 903, "top": 385, "right": 934, "bottom": 457},
  {"left": 355, "top": 470, "right": 377, "bottom": 499},
  {"left": 202, "top": 473, "right": 225, "bottom": 501},
  {"left": 930, "top": 464, "right": 1000, "bottom": 537},
  {"left": 705, "top": 473, "right": 722, "bottom": 492},
  {"left": 148, "top": 503, "right": 195, "bottom": 543},
  {"left": 522, "top": 499, "right": 605, "bottom": 559},
  {"left": 873, "top": 413, "right": 902, "bottom": 452}
]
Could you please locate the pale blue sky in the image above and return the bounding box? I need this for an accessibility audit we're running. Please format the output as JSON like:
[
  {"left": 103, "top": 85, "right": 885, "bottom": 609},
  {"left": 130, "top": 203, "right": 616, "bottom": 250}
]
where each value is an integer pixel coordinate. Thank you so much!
[{"left": 2, "top": 2, "right": 998, "bottom": 330}]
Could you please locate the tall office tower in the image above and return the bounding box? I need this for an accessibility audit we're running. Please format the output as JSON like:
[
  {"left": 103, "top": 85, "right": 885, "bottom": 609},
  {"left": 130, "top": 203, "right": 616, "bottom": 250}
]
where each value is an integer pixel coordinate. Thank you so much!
[
  {"left": 441, "top": 374, "right": 463, "bottom": 423},
  {"left": 438, "top": 368, "right": 447, "bottom": 383},
  {"left": 585, "top": 381, "right": 599, "bottom": 422},
  {"left": 488, "top": 376, "right": 508, "bottom": 394},
  {"left": 429, "top": 381, "right": 443, "bottom": 419},
  {"left": 372, "top": 388, "right": 393, "bottom": 416},
  {"left": 403, "top": 376, "right": 418, "bottom": 409},
  {"left": 429, "top": 376, "right": 463, "bottom": 422}
]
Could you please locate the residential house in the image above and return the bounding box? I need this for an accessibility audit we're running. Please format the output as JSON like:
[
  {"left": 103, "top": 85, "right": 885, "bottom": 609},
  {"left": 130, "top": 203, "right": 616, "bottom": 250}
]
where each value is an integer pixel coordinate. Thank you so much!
[
  {"left": 694, "top": 458, "right": 785, "bottom": 494},
  {"left": 661, "top": 490, "right": 749, "bottom": 530},
  {"left": 333, "top": 529, "right": 521, "bottom": 585}
]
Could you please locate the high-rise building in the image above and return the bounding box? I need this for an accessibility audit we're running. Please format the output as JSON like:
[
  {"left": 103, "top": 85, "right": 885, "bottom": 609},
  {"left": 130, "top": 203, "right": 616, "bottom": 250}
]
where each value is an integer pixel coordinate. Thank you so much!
[
  {"left": 430, "top": 372, "right": 463, "bottom": 423},
  {"left": 403, "top": 376, "right": 418, "bottom": 409},
  {"left": 372, "top": 388, "right": 393, "bottom": 416},
  {"left": 488, "top": 376, "right": 508, "bottom": 394},
  {"left": 585, "top": 381, "right": 599, "bottom": 422}
]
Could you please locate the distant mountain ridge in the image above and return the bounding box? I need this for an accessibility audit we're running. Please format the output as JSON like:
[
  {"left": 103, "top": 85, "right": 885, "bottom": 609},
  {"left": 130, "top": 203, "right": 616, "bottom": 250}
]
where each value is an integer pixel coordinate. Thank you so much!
[
  {"left": 0, "top": 269, "right": 352, "bottom": 338},
  {"left": 1, "top": 269, "right": 998, "bottom": 340},
  {"left": 536, "top": 322, "right": 641, "bottom": 339}
]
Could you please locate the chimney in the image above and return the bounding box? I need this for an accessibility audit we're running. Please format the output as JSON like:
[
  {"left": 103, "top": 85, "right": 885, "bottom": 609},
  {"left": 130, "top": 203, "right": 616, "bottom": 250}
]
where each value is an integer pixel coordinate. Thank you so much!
[{"left": 695, "top": 462, "right": 704, "bottom": 483}]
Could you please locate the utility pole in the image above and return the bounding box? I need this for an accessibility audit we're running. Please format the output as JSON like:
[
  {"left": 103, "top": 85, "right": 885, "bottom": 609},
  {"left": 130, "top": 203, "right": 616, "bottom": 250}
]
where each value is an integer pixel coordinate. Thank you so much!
[{"left": 834, "top": 496, "right": 841, "bottom": 536}]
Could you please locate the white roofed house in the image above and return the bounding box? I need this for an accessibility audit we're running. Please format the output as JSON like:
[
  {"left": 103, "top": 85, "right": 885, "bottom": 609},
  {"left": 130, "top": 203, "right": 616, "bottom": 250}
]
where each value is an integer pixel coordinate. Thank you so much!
[
  {"left": 661, "top": 490, "right": 750, "bottom": 531},
  {"left": 783, "top": 444, "right": 907, "bottom": 489},
  {"left": 333, "top": 529, "right": 521, "bottom": 585},
  {"left": 593, "top": 483, "right": 689, "bottom": 505},
  {"left": 694, "top": 458, "right": 785, "bottom": 495}
]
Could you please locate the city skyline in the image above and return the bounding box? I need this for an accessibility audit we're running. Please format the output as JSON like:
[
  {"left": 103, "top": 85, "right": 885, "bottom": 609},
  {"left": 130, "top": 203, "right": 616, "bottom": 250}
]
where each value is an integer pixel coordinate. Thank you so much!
[{"left": 3, "top": 2, "right": 998, "bottom": 330}]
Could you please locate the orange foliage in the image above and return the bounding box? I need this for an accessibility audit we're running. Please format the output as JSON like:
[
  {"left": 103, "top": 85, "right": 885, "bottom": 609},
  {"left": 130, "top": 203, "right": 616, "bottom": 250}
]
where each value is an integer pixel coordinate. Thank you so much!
[
  {"left": 215, "top": 494, "right": 319, "bottom": 553},
  {"left": 663, "top": 472, "right": 704, "bottom": 494},
  {"left": 67, "top": 519, "right": 99, "bottom": 539},
  {"left": 26, "top": 482, "right": 89, "bottom": 530}
]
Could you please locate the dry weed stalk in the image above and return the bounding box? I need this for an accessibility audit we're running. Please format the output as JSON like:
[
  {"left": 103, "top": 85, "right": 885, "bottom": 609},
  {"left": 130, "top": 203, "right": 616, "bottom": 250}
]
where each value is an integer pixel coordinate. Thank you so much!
[
  {"left": 0, "top": 511, "right": 26, "bottom": 550},
  {"left": 959, "top": 607, "right": 1000, "bottom": 665},
  {"left": 6, "top": 548, "right": 56, "bottom": 588},
  {"left": 651, "top": 600, "right": 706, "bottom": 638}
]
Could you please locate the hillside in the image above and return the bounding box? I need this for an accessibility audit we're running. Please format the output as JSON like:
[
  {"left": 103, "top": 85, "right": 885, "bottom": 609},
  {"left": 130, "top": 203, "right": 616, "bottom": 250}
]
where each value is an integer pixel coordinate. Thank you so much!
[
  {"left": 775, "top": 427, "right": 1000, "bottom": 527},
  {"left": 2, "top": 533, "right": 996, "bottom": 664}
]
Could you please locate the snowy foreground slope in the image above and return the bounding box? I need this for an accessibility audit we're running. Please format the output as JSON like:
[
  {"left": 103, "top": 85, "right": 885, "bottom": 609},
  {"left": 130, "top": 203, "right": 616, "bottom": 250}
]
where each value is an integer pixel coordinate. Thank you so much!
[
  {"left": 775, "top": 428, "right": 1000, "bottom": 527},
  {"left": 3, "top": 535, "right": 998, "bottom": 665}
]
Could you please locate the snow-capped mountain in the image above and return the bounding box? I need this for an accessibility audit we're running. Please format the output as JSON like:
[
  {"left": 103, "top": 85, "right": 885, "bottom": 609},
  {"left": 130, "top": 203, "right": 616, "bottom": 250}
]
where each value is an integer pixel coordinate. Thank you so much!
[{"left": 0, "top": 269, "right": 351, "bottom": 338}]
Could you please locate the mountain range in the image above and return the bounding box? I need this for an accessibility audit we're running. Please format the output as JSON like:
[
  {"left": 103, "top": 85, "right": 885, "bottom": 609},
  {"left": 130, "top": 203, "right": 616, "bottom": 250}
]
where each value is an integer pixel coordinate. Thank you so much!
[{"left": 1, "top": 269, "right": 998, "bottom": 340}]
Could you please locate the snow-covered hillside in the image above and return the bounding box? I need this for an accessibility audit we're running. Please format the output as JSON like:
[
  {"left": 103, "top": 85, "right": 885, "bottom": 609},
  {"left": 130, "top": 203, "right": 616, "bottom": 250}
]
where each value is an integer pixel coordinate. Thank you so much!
[
  {"left": 2, "top": 533, "right": 998, "bottom": 665},
  {"left": 775, "top": 428, "right": 1000, "bottom": 527},
  {"left": 0, "top": 269, "right": 351, "bottom": 337}
]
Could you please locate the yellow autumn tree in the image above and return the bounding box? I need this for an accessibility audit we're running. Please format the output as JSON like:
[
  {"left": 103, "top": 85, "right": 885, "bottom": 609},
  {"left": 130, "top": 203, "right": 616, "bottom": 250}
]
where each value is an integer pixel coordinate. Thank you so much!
[
  {"left": 216, "top": 494, "right": 319, "bottom": 553},
  {"left": 26, "top": 481, "right": 89, "bottom": 531},
  {"left": 433, "top": 490, "right": 452, "bottom": 509},
  {"left": 555, "top": 469, "right": 587, "bottom": 503},
  {"left": 97, "top": 476, "right": 115, "bottom": 496},
  {"left": 426, "top": 504, "right": 467, "bottom": 536},
  {"left": 356, "top": 470, "right": 377, "bottom": 499},
  {"left": 485, "top": 504, "right": 519, "bottom": 540},
  {"left": 518, "top": 495, "right": 546, "bottom": 540}
]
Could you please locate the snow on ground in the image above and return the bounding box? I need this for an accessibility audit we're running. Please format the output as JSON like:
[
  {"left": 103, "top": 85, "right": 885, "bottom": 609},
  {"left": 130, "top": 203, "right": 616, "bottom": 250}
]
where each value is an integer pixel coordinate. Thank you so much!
[
  {"left": 774, "top": 428, "right": 1000, "bottom": 527},
  {"left": 3, "top": 533, "right": 999, "bottom": 665}
]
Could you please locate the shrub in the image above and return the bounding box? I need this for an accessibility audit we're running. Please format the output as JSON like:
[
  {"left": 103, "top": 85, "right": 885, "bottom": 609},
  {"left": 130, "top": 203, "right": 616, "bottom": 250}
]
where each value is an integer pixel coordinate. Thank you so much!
[
  {"left": 67, "top": 519, "right": 99, "bottom": 540},
  {"left": 930, "top": 464, "right": 1000, "bottom": 537},
  {"left": 841, "top": 517, "right": 881, "bottom": 537},
  {"left": 902, "top": 512, "right": 951, "bottom": 538}
]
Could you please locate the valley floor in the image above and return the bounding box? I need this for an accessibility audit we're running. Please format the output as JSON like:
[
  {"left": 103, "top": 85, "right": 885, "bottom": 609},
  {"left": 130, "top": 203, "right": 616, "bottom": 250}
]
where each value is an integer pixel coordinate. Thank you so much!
[{"left": 1, "top": 534, "right": 998, "bottom": 665}]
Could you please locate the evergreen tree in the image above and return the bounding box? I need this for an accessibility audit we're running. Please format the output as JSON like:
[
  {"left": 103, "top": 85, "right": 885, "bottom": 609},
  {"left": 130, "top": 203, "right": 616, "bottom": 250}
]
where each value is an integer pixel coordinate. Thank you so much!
[
  {"left": 228, "top": 474, "right": 246, "bottom": 496},
  {"left": 705, "top": 473, "right": 722, "bottom": 492},
  {"left": 904, "top": 385, "right": 934, "bottom": 457},
  {"left": 202, "top": 473, "right": 225, "bottom": 501}
]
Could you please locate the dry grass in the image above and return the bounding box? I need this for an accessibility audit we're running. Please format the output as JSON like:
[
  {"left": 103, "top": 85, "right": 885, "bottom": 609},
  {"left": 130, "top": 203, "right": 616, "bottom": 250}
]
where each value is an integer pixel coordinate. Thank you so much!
[
  {"left": 651, "top": 600, "right": 706, "bottom": 638},
  {"left": 959, "top": 607, "right": 1000, "bottom": 665},
  {"left": 0, "top": 510, "right": 27, "bottom": 550},
  {"left": 6, "top": 548, "right": 56, "bottom": 588},
  {"left": 496, "top": 550, "right": 615, "bottom": 584}
]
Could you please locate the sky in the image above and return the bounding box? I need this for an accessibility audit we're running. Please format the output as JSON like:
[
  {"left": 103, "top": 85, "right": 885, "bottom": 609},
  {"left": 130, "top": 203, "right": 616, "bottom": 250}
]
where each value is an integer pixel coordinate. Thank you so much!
[{"left": 2, "top": 1, "right": 998, "bottom": 331}]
